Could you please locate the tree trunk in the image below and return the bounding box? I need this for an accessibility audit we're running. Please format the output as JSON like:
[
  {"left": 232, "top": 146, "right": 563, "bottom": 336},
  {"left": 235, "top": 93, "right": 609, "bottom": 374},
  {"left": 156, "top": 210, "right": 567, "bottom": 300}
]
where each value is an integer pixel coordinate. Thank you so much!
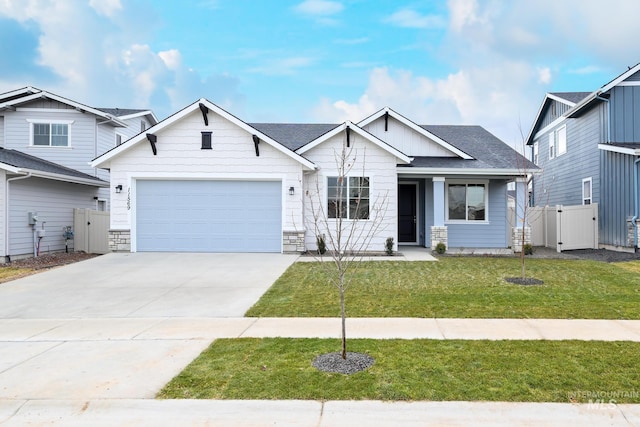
[{"left": 340, "top": 277, "right": 347, "bottom": 360}]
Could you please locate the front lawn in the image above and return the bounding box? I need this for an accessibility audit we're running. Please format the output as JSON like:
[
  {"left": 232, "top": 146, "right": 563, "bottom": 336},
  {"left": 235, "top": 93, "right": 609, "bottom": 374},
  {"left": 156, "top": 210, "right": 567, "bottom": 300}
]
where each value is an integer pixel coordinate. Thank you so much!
[
  {"left": 158, "top": 338, "right": 640, "bottom": 402},
  {"left": 245, "top": 258, "right": 640, "bottom": 319}
]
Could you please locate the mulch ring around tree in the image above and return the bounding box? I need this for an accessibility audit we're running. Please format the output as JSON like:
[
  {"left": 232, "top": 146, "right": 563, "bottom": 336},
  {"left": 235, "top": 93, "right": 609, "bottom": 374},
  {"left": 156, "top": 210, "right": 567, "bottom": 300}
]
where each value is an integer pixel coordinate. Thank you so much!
[
  {"left": 504, "top": 277, "right": 544, "bottom": 286},
  {"left": 312, "top": 352, "right": 375, "bottom": 374}
]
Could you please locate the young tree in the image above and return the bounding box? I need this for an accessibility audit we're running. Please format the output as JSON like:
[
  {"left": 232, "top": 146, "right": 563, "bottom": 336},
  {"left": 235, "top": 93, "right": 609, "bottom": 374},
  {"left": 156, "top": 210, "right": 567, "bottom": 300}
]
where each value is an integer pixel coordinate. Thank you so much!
[{"left": 305, "top": 130, "right": 389, "bottom": 360}]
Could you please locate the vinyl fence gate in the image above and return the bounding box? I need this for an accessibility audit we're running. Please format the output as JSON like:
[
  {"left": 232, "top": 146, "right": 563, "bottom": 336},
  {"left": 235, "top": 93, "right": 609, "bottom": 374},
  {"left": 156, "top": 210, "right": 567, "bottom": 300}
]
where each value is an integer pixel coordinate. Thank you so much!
[
  {"left": 529, "top": 204, "right": 598, "bottom": 252},
  {"left": 73, "top": 209, "right": 110, "bottom": 254}
]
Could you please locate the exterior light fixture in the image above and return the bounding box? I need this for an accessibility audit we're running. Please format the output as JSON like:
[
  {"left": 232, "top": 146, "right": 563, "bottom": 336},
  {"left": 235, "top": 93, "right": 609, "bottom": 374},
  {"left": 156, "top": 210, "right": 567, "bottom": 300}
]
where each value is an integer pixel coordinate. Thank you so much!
[
  {"left": 115, "top": 185, "right": 123, "bottom": 194},
  {"left": 289, "top": 186, "right": 295, "bottom": 196}
]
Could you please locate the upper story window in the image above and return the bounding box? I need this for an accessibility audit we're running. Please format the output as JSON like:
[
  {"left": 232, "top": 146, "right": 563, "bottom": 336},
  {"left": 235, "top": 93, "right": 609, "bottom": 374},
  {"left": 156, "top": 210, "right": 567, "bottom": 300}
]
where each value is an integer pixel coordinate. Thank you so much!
[
  {"left": 556, "top": 125, "right": 567, "bottom": 156},
  {"left": 446, "top": 181, "right": 488, "bottom": 222},
  {"left": 28, "top": 120, "right": 73, "bottom": 147},
  {"left": 533, "top": 141, "right": 539, "bottom": 165},
  {"left": 140, "top": 121, "right": 147, "bottom": 132},
  {"left": 327, "top": 176, "right": 370, "bottom": 220},
  {"left": 548, "top": 132, "right": 555, "bottom": 160},
  {"left": 115, "top": 133, "right": 123, "bottom": 146}
]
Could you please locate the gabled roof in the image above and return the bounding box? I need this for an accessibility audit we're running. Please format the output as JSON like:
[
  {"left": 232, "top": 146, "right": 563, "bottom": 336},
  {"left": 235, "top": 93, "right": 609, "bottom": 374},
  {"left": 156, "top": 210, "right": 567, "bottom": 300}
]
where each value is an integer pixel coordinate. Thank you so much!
[
  {"left": 566, "top": 63, "right": 640, "bottom": 118},
  {"left": 0, "top": 147, "right": 107, "bottom": 187},
  {"left": 402, "top": 125, "right": 537, "bottom": 174},
  {"left": 97, "top": 108, "right": 159, "bottom": 125},
  {"left": 91, "top": 98, "right": 317, "bottom": 170},
  {"left": 249, "top": 123, "right": 339, "bottom": 151},
  {"left": 0, "top": 86, "right": 127, "bottom": 127},
  {"left": 294, "top": 121, "right": 413, "bottom": 164},
  {"left": 358, "top": 107, "right": 473, "bottom": 160},
  {"left": 524, "top": 92, "right": 591, "bottom": 145}
]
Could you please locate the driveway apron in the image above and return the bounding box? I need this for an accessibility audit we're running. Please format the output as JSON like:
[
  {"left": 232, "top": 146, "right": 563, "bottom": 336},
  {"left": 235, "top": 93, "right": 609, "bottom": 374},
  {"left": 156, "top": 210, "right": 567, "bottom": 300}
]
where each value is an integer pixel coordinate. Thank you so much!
[{"left": 0, "top": 253, "right": 298, "bottom": 399}]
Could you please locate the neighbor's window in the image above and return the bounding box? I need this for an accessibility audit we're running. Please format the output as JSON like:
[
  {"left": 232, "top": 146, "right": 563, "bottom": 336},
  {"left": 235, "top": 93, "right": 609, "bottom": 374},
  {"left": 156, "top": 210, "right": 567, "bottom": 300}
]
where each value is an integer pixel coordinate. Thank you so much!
[
  {"left": 582, "top": 177, "right": 592, "bottom": 205},
  {"left": 30, "top": 121, "right": 71, "bottom": 147},
  {"left": 327, "top": 176, "right": 370, "bottom": 219},
  {"left": 548, "top": 132, "right": 555, "bottom": 159},
  {"left": 556, "top": 125, "right": 567, "bottom": 156},
  {"left": 533, "top": 141, "right": 539, "bottom": 165},
  {"left": 447, "top": 182, "right": 487, "bottom": 221}
]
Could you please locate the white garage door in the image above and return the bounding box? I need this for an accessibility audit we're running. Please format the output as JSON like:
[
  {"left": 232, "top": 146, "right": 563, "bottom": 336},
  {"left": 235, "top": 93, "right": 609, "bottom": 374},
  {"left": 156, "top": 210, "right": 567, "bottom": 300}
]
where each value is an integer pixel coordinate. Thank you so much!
[{"left": 136, "top": 180, "right": 282, "bottom": 252}]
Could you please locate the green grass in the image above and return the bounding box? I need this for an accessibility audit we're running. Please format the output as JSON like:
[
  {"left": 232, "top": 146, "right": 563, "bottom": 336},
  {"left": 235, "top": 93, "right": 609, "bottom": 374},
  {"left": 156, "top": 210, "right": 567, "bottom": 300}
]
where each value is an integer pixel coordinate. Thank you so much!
[
  {"left": 245, "top": 258, "right": 640, "bottom": 319},
  {"left": 158, "top": 338, "right": 640, "bottom": 402}
]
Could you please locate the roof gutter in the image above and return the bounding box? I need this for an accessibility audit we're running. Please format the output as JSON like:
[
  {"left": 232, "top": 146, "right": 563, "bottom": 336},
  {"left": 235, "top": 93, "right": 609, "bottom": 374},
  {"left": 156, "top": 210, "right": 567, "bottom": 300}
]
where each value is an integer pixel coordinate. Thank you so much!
[
  {"left": 5, "top": 172, "right": 32, "bottom": 261},
  {"left": 17, "top": 169, "right": 108, "bottom": 187}
]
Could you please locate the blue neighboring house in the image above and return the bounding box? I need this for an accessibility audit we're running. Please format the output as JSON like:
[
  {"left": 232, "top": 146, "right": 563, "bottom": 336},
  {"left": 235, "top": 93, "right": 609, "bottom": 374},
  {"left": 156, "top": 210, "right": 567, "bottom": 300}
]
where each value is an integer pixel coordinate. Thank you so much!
[{"left": 526, "top": 63, "right": 640, "bottom": 252}]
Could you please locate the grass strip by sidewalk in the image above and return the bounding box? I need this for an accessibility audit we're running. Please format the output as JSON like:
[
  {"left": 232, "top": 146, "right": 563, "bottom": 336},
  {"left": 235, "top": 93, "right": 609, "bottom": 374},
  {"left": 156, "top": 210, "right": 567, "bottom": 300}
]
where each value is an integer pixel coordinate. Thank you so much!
[
  {"left": 0, "top": 267, "right": 36, "bottom": 283},
  {"left": 158, "top": 338, "right": 640, "bottom": 403},
  {"left": 246, "top": 258, "right": 640, "bottom": 319}
]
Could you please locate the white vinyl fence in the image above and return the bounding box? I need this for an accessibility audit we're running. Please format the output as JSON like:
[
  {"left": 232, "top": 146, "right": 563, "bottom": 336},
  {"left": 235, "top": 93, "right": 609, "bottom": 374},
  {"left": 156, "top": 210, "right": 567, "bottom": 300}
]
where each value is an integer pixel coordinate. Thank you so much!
[
  {"left": 73, "top": 209, "right": 110, "bottom": 254},
  {"left": 529, "top": 204, "right": 598, "bottom": 252}
]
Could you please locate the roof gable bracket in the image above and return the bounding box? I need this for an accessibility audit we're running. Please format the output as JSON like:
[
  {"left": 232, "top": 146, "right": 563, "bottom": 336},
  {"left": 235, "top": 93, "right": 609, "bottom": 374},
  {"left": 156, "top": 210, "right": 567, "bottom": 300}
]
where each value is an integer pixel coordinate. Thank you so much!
[
  {"left": 199, "top": 103, "right": 209, "bottom": 126},
  {"left": 146, "top": 133, "right": 158, "bottom": 155},
  {"left": 252, "top": 135, "right": 260, "bottom": 156},
  {"left": 346, "top": 125, "right": 351, "bottom": 147},
  {"left": 384, "top": 111, "right": 389, "bottom": 131}
]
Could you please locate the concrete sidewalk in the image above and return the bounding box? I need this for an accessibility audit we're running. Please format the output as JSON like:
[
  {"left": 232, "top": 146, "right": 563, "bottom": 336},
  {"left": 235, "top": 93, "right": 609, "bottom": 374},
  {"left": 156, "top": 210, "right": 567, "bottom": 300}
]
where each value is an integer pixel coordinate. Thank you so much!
[{"left": 2, "top": 399, "right": 639, "bottom": 426}]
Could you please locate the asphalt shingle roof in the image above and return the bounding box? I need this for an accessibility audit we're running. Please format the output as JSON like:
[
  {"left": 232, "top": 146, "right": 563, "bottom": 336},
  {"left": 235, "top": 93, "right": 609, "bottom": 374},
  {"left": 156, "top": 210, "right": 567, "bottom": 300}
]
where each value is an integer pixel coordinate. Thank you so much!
[
  {"left": 249, "top": 123, "right": 338, "bottom": 151},
  {"left": 549, "top": 92, "right": 591, "bottom": 104},
  {"left": 0, "top": 148, "right": 106, "bottom": 184},
  {"left": 97, "top": 108, "right": 150, "bottom": 117},
  {"left": 250, "top": 122, "right": 532, "bottom": 171}
]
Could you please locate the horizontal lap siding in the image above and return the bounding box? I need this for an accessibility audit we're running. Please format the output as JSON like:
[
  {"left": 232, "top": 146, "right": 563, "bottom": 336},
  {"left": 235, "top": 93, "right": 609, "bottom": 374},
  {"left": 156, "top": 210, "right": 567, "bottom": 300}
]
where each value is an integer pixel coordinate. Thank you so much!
[
  {"left": 447, "top": 180, "right": 508, "bottom": 248},
  {"left": 9, "top": 178, "right": 99, "bottom": 256},
  {"left": 109, "top": 109, "right": 304, "bottom": 234},
  {"left": 303, "top": 133, "right": 398, "bottom": 252}
]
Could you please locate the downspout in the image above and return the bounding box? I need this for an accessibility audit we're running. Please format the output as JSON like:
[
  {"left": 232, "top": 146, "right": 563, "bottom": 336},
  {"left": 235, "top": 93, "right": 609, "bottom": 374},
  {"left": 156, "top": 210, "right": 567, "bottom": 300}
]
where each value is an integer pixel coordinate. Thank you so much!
[
  {"left": 5, "top": 172, "right": 32, "bottom": 262},
  {"left": 632, "top": 157, "right": 640, "bottom": 250}
]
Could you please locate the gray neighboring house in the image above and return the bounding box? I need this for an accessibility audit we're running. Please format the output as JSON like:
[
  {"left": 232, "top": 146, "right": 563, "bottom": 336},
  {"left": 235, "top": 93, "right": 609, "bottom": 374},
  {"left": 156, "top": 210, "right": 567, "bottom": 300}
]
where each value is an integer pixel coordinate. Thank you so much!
[
  {"left": 0, "top": 87, "right": 157, "bottom": 261},
  {"left": 92, "top": 100, "right": 534, "bottom": 254},
  {"left": 526, "top": 62, "right": 640, "bottom": 252}
]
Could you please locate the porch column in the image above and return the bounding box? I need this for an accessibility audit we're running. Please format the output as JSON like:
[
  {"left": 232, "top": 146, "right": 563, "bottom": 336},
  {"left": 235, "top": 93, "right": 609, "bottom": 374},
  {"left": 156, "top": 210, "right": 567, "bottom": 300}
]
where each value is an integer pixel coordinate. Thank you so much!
[
  {"left": 430, "top": 177, "right": 447, "bottom": 250},
  {"left": 512, "top": 177, "right": 531, "bottom": 253}
]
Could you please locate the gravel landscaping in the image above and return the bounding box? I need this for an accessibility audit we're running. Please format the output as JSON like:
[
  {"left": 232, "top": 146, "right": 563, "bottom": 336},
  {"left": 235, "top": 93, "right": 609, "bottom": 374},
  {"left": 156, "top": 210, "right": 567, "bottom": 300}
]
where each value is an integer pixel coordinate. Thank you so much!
[
  {"left": 9, "top": 252, "right": 99, "bottom": 269},
  {"left": 312, "top": 352, "right": 375, "bottom": 375}
]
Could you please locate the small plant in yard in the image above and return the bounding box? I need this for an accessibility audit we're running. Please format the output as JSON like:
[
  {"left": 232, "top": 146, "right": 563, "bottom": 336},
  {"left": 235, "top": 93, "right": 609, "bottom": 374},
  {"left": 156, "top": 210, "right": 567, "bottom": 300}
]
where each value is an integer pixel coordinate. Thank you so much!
[
  {"left": 316, "top": 234, "right": 327, "bottom": 255},
  {"left": 523, "top": 243, "right": 533, "bottom": 255},
  {"left": 435, "top": 242, "right": 446, "bottom": 254},
  {"left": 385, "top": 237, "right": 394, "bottom": 255}
]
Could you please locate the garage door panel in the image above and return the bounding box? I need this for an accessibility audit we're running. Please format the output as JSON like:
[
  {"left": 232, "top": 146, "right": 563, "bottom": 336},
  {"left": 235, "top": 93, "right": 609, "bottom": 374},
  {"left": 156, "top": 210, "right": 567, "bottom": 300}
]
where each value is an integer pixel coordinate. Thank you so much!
[{"left": 136, "top": 180, "right": 282, "bottom": 252}]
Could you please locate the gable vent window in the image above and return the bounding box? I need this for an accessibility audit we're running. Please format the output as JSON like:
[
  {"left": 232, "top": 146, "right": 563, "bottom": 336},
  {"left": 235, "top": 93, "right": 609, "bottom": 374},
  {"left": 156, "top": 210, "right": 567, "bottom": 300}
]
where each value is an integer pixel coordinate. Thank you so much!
[
  {"left": 115, "top": 134, "right": 123, "bottom": 146},
  {"left": 201, "top": 131, "right": 212, "bottom": 149},
  {"left": 140, "top": 121, "right": 147, "bottom": 132}
]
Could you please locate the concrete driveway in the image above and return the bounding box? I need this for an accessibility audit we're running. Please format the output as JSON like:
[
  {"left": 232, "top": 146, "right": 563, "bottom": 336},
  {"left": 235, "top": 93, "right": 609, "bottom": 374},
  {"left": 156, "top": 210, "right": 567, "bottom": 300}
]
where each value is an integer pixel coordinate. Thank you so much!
[
  {"left": 0, "top": 252, "right": 298, "bottom": 318},
  {"left": 0, "top": 252, "right": 298, "bottom": 399}
]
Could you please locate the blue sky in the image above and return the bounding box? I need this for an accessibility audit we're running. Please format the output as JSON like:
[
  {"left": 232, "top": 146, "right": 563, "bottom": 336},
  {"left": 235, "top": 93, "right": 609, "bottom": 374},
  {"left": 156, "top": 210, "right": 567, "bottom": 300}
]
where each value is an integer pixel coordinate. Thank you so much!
[{"left": 2, "top": 0, "right": 640, "bottom": 148}]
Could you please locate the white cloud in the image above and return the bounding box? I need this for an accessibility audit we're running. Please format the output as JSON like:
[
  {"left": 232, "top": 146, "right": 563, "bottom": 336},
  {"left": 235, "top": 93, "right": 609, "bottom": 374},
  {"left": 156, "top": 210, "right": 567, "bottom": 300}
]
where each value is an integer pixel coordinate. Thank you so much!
[
  {"left": 89, "top": 0, "right": 122, "bottom": 17},
  {"left": 385, "top": 9, "right": 446, "bottom": 29},
  {"left": 537, "top": 67, "right": 552, "bottom": 84},
  {"left": 248, "top": 57, "right": 315, "bottom": 76},
  {"left": 313, "top": 64, "right": 545, "bottom": 148},
  {"left": 159, "top": 49, "right": 182, "bottom": 71},
  {"left": 569, "top": 65, "right": 601, "bottom": 75},
  {"left": 294, "top": 0, "right": 343, "bottom": 15}
]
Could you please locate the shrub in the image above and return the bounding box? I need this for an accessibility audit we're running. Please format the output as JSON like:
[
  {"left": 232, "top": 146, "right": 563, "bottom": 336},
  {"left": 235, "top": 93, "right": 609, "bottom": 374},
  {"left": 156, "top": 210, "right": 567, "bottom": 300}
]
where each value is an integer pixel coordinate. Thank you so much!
[
  {"left": 385, "top": 237, "right": 394, "bottom": 255},
  {"left": 435, "top": 242, "right": 446, "bottom": 254},
  {"left": 317, "top": 234, "right": 327, "bottom": 255},
  {"left": 523, "top": 243, "right": 533, "bottom": 255}
]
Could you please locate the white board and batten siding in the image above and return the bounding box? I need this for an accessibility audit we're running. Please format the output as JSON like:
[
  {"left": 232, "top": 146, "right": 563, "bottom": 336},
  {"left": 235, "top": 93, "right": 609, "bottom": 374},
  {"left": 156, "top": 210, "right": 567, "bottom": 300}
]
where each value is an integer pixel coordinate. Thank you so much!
[
  {"left": 108, "top": 108, "right": 305, "bottom": 252},
  {"left": 8, "top": 178, "right": 100, "bottom": 257},
  {"left": 303, "top": 132, "right": 398, "bottom": 253},
  {"left": 363, "top": 115, "right": 456, "bottom": 157}
]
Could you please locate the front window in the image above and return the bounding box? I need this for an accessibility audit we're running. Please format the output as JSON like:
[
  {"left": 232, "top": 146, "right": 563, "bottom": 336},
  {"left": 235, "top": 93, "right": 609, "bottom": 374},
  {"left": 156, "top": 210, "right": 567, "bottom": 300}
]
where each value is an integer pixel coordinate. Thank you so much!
[
  {"left": 328, "top": 176, "right": 370, "bottom": 219},
  {"left": 31, "top": 121, "right": 70, "bottom": 147},
  {"left": 447, "top": 182, "right": 487, "bottom": 221}
]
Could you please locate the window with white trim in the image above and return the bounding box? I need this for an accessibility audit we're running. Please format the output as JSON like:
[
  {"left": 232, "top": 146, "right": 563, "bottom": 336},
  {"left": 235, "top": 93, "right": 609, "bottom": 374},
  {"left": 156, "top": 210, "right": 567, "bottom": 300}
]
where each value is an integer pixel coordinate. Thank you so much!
[
  {"left": 140, "top": 121, "right": 147, "bottom": 132},
  {"left": 556, "top": 125, "right": 567, "bottom": 156},
  {"left": 548, "top": 132, "right": 555, "bottom": 159},
  {"left": 115, "top": 133, "right": 123, "bottom": 146},
  {"left": 533, "top": 141, "right": 539, "bottom": 165},
  {"left": 327, "top": 176, "right": 370, "bottom": 219},
  {"left": 31, "top": 121, "right": 71, "bottom": 147},
  {"left": 582, "top": 177, "right": 592, "bottom": 205},
  {"left": 446, "top": 182, "right": 488, "bottom": 221}
]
